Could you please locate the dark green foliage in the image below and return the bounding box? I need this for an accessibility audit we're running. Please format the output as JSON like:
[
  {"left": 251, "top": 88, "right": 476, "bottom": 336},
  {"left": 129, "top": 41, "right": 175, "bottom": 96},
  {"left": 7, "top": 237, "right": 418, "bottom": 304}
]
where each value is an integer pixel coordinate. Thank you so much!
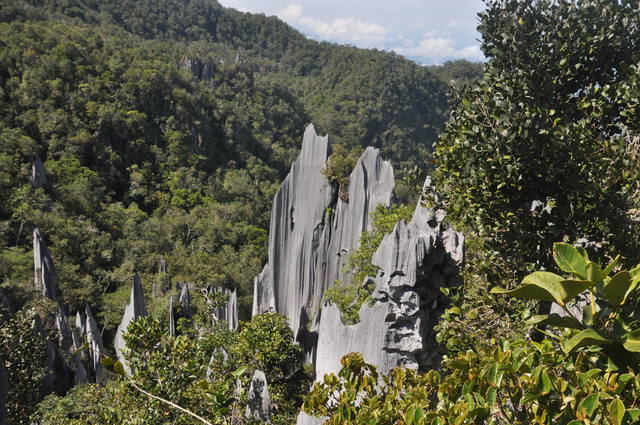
[
  {"left": 433, "top": 0, "right": 640, "bottom": 287},
  {"left": 0, "top": 308, "right": 47, "bottom": 425}
]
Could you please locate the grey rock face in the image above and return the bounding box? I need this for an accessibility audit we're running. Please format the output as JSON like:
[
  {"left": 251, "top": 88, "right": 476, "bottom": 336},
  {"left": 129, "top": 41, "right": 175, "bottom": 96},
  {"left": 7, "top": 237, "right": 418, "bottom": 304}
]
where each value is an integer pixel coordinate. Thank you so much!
[
  {"left": 212, "top": 287, "right": 239, "bottom": 330},
  {"left": 85, "top": 305, "right": 106, "bottom": 382},
  {"left": 253, "top": 125, "right": 394, "bottom": 356},
  {"left": 33, "top": 228, "right": 58, "bottom": 301},
  {"left": 315, "top": 204, "right": 464, "bottom": 378},
  {"left": 245, "top": 370, "right": 271, "bottom": 422},
  {"left": 205, "top": 347, "right": 229, "bottom": 381},
  {"left": 114, "top": 275, "right": 147, "bottom": 375},
  {"left": 169, "top": 295, "right": 176, "bottom": 337},
  {"left": 30, "top": 157, "right": 46, "bottom": 188},
  {"left": 55, "top": 305, "right": 87, "bottom": 385},
  {"left": 180, "top": 57, "right": 214, "bottom": 80},
  {"left": 179, "top": 283, "right": 191, "bottom": 316}
]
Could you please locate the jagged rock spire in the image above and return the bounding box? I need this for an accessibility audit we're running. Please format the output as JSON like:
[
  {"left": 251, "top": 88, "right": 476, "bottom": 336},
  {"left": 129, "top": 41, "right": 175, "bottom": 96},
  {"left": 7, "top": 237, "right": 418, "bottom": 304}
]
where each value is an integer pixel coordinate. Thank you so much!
[
  {"left": 315, "top": 203, "right": 464, "bottom": 378},
  {"left": 245, "top": 370, "right": 271, "bottom": 421},
  {"left": 212, "top": 287, "right": 239, "bottom": 331},
  {"left": 85, "top": 305, "right": 105, "bottom": 382},
  {"left": 30, "top": 157, "right": 46, "bottom": 188},
  {"left": 114, "top": 275, "right": 147, "bottom": 375},
  {"left": 168, "top": 296, "right": 176, "bottom": 337},
  {"left": 252, "top": 124, "right": 395, "bottom": 358},
  {"left": 33, "top": 228, "right": 58, "bottom": 301},
  {"left": 55, "top": 305, "right": 87, "bottom": 385},
  {"left": 179, "top": 283, "right": 191, "bottom": 314}
]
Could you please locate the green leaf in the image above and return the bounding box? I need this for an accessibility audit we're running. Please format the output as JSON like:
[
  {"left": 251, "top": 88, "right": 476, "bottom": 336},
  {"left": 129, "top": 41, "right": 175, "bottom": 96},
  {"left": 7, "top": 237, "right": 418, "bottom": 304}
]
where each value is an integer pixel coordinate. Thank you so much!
[
  {"left": 609, "top": 398, "right": 625, "bottom": 425},
  {"left": 577, "top": 393, "right": 600, "bottom": 418},
  {"left": 527, "top": 313, "right": 584, "bottom": 330},
  {"left": 623, "top": 330, "right": 640, "bottom": 352},
  {"left": 492, "top": 272, "right": 593, "bottom": 306},
  {"left": 553, "top": 243, "right": 588, "bottom": 279},
  {"left": 486, "top": 386, "right": 497, "bottom": 406},
  {"left": 100, "top": 356, "right": 115, "bottom": 368},
  {"left": 605, "top": 271, "right": 632, "bottom": 306},
  {"left": 113, "top": 360, "right": 126, "bottom": 376},
  {"left": 562, "top": 329, "right": 613, "bottom": 354}
]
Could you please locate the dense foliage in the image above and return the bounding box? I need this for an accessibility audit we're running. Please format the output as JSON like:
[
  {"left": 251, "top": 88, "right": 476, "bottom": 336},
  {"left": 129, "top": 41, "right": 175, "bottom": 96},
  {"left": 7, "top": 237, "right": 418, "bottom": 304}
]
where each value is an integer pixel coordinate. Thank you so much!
[
  {"left": 433, "top": 0, "right": 640, "bottom": 286},
  {"left": 33, "top": 312, "right": 308, "bottom": 424},
  {"left": 305, "top": 245, "right": 640, "bottom": 424}
]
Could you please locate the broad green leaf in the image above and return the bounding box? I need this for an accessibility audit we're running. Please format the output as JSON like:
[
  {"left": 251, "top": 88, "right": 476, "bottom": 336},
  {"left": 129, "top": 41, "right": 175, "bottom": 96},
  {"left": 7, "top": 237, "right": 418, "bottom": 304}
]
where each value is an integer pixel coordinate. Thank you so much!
[
  {"left": 587, "top": 261, "right": 605, "bottom": 285},
  {"left": 625, "top": 408, "right": 640, "bottom": 423},
  {"left": 486, "top": 386, "right": 497, "bottom": 406},
  {"left": 113, "top": 360, "right": 125, "bottom": 376},
  {"left": 553, "top": 243, "right": 588, "bottom": 279},
  {"left": 562, "top": 329, "right": 613, "bottom": 354},
  {"left": 609, "top": 398, "right": 625, "bottom": 425},
  {"left": 538, "top": 370, "right": 552, "bottom": 394},
  {"left": 492, "top": 272, "right": 592, "bottom": 306},
  {"left": 577, "top": 393, "right": 599, "bottom": 418},
  {"left": 604, "top": 271, "right": 632, "bottom": 306},
  {"left": 623, "top": 330, "right": 640, "bottom": 352},
  {"left": 527, "top": 314, "right": 584, "bottom": 330},
  {"left": 100, "top": 356, "right": 115, "bottom": 368},
  {"left": 567, "top": 421, "right": 583, "bottom": 425}
]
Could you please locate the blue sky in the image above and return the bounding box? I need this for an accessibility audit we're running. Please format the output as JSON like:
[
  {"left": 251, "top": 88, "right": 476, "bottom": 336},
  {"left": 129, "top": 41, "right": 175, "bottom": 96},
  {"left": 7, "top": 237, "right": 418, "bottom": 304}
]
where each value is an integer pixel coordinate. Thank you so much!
[{"left": 218, "top": 0, "right": 486, "bottom": 65}]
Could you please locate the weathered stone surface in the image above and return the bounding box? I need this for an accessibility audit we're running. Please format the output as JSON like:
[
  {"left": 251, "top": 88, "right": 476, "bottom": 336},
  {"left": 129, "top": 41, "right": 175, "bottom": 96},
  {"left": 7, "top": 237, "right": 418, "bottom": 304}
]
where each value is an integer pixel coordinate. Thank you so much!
[
  {"left": 180, "top": 57, "right": 214, "bottom": 80},
  {"left": 169, "top": 295, "right": 176, "bottom": 337},
  {"left": 253, "top": 125, "right": 394, "bottom": 357},
  {"left": 213, "top": 287, "right": 239, "bottom": 330},
  {"left": 315, "top": 204, "right": 464, "bottom": 378},
  {"left": 33, "top": 228, "right": 58, "bottom": 301},
  {"left": 55, "top": 305, "right": 87, "bottom": 385},
  {"left": 114, "top": 275, "right": 147, "bottom": 375},
  {"left": 179, "top": 283, "right": 191, "bottom": 315},
  {"left": 153, "top": 257, "right": 169, "bottom": 298},
  {"left": 85, "top": 305, "right": 106, "bottom": 382},
  {"left": 75, "top": 311, "right": 85, "bottom": 336},
  {"left": 245, "top": 370, "right": 271, "bottom": 421},
  {"left": 30, "top": 157, "right": 46, "bottom": 188},
  {"left": 296, "top": 412, "right": 324, "bottom": 425},
  {"left": 205, "top": 347, "right": 229, "bottom": 381}
]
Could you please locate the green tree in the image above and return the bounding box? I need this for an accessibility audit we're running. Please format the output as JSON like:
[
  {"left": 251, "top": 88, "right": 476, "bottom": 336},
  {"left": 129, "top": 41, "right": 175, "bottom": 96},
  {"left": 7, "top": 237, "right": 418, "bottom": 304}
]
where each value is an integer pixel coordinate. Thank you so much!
[{"left": 433, "top": 0, "right": 640, "bottom": 287}]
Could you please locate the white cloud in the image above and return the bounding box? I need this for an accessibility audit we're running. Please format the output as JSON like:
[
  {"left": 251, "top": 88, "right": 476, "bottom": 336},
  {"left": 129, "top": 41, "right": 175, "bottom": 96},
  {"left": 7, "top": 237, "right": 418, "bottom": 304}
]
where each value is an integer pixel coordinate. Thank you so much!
[
  {"left": 277, "top": 4, "right": 390, "bottom": 48},
  {"left": 393, "top": 37, "right": 484, "bottom": 63}
]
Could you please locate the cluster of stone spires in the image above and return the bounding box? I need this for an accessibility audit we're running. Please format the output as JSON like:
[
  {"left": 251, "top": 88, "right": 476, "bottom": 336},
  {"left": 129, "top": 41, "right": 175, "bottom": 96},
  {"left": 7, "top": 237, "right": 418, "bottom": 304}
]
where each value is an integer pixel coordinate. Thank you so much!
[
  {"left": 250, "top": 125, "right": 464, "bottom": 424},
  {"left": 0, "top": 127, "right": 466, "bottom": 424}
]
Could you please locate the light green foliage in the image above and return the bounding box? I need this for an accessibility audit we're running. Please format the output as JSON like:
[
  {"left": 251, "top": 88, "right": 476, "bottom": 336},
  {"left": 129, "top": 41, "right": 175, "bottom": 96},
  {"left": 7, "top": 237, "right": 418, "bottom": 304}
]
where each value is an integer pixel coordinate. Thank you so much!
[
  {"left": 493, "top": 242, "right": 640, "bottom": 370},
  {"left": 325, "top": 204, "right": 414, "bottom": 324},
  {"left": 304, "top": 343, "right": 640, "bottom": 425},
  {"left": 321, "top": 144, "right": 363, "bottom": 201},
  {"left": 433, "top": 0, "right": 640, "bottom": 288}
]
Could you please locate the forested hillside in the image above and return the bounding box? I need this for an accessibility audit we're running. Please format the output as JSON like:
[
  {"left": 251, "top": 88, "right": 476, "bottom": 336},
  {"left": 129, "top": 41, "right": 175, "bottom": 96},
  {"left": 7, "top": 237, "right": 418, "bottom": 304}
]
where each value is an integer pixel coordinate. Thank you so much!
[{"left": 0, "top": 0, "right": 479, "bottom": 327}]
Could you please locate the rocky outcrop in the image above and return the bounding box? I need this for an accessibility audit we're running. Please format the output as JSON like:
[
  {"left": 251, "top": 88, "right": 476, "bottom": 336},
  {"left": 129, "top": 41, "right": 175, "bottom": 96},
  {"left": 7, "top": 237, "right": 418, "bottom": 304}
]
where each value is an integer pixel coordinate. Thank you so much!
[
  {"left": 179, "top": 283, "right": 191, "bottom": 316},
  {"left": 213, "top": 287, "right": 238, "bottom": 331},
  {"left": 180, "top": 57, "right": 215, "bottom": 80},
  {"left": 169, "top": 295, "right": 176, "bottom": 337},
  {"left": 253, "top": 124, "right": 395, "bottom": 357},
  {"left": 30, "top": 157, "right": 46, "bottom": 188},
  {"left": 85, "top": 305, "right": 105, "bottom": 382},
  {"left": 314, "top": 205, "right": 464, "bottom": 378},
  {"left": 33, "top": 228, "right": 57, "bottom": 300},
  {"left": 245, "top": 370, "right": 271, "bottom": 422},
  {"left": 114, "top": 275, "right": 147, "bottom": 375},
  {"left": 55, "top": 306, "right": 87, "bottom": 385}
]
